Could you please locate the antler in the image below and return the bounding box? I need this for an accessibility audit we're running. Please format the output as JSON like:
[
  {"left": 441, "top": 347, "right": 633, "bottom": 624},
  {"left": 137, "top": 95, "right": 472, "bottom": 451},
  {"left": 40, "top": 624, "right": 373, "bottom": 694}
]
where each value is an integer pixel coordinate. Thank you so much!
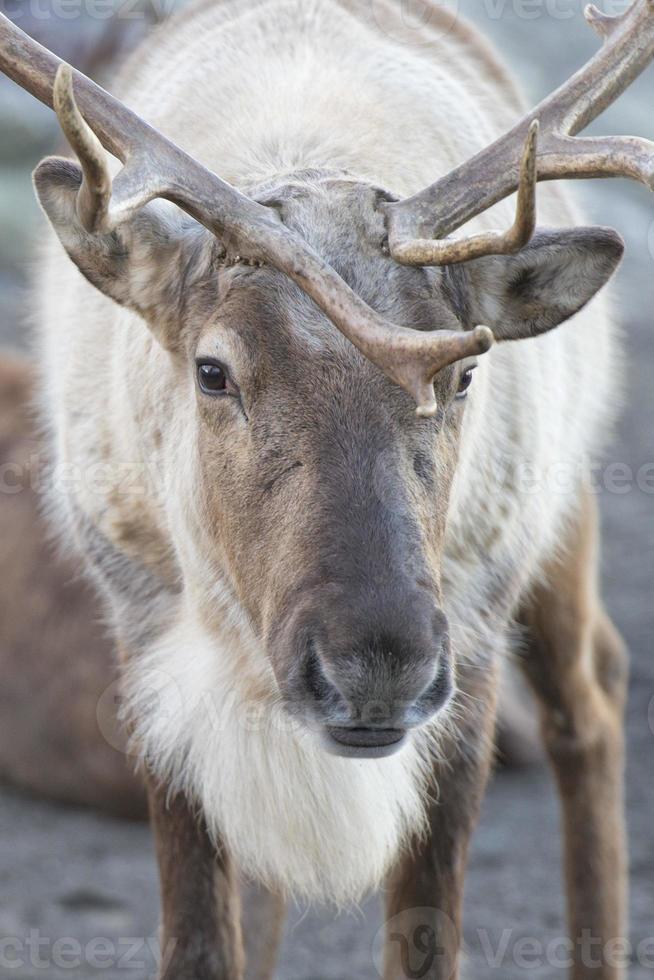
[
  {"left": 385, "top": 0, "right": 654, "bottom": 266},
  {"left": 391, "top": 120, "right": 539, "bottom": 266},
  {"left": 0, "top": 3, "right": 652, "bottom": 412},
  {"left": 0, "top": 13, "right": 492, "bottom": 418}
]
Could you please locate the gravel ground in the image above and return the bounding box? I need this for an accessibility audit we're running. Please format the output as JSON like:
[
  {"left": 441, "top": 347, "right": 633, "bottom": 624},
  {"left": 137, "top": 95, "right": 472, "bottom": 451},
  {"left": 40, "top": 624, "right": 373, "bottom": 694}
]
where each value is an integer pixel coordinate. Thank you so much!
[{"left": 0, "top": 3, "right": 652, "bottom": 978}]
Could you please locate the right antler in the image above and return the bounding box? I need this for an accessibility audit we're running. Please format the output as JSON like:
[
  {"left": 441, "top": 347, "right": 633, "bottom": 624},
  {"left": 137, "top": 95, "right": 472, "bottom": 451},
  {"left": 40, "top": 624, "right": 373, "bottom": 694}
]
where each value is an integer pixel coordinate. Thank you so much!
[{"left": 385, "top": 0, "right": 654, "bottom": 266}]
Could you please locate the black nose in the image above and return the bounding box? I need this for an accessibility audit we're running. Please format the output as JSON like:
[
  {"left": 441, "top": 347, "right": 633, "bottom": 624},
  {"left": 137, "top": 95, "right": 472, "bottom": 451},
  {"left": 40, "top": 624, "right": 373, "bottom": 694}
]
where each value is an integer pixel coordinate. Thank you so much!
[{"left": 284, "top": 589, "right": 452, "bottom": 754}]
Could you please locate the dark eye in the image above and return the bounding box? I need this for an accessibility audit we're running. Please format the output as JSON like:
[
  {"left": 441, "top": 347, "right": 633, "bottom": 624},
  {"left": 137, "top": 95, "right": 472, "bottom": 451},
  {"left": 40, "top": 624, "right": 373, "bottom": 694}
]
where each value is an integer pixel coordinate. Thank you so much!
[
  {"left": 456, "top": 366, "right": 475, "bottom": 399},
  {"left": 197, "top": 360, "right": 229, "bottom": 395}
]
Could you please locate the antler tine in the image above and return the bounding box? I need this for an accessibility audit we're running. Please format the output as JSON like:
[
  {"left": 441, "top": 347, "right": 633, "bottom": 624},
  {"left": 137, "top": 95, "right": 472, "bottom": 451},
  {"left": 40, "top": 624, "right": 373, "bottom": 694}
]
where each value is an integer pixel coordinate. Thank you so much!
[
  {"left": 392, "top": 120, "right": 538, "bottom": 267},
  {"left": 54, "top": 63, "right": 111, "bottom": 233},
  {"left": 385, "top": 325, "right": 495, "bottom": 418},
  {"left": 268, "top": 237, "right": 495, "bottom": 417},
  {"left": 584, "top": 3, "right": 622, "bottom": 39},
  {"left": 0, "top": 13, "right": 497, "bottom": 417},
  {"left": 386, "top": 0, "right": 654, "bottom": 266},
  {"left": 53, "top": 64, "right": 166, "bottom": 233},
  {"left": 546, "top": 133, "right": 654, "bottom": 190}
]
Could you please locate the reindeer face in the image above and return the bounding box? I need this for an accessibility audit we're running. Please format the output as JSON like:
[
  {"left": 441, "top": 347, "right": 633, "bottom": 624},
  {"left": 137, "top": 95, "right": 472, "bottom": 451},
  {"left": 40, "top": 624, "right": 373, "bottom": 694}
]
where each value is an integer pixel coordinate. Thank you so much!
[
  {"left": 35, "top": 165, "right": 623, "bottom": 756},
  {"left": 182, "top": 177, "right": 621, "bottom": 755},
  {"left": 189, "top": 179, "right": 465, "bottom": 756}
]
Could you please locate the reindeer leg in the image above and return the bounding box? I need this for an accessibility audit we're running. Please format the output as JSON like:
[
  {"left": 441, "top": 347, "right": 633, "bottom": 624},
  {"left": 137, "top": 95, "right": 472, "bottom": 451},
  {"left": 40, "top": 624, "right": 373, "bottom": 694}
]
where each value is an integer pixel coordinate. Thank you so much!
[
  {"left": 241, "top": 880, "right": 286, "bottom": 980},
  {"left": 518, "top": 489, "right": 628, "bottom": 980},
  {"left": 382, "top": 665, "right": 498, "bottom": 980},
  {"left": 147, "top": 776, "right": 245, "bottom": 980}
]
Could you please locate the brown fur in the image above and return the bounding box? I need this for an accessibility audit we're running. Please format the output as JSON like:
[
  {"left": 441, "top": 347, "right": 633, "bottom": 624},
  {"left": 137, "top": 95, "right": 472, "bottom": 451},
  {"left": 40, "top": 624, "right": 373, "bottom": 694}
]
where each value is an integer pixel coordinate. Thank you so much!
[
  {"left": 0, "top": 363, "right": 628, "bottom": 975},
  {"left": 148, "top": 773, "right": 289, "bottom": 980},
  {"left": 14, "top": 0, "right": 631, "bottom": 971},
  {"left": 147, "top": 776, "right": 245, "bottom": 980},
  {"left": 382, "top": 662, "right": 498, "bottom": 980},
  {"left": 0, "top": 356, "right": 146, "bottom": 818},
  {"left": 0, "top": 355, "right": 284, "bottom": 978},
  {"left": 517, "top": 492, "right": 628, "bottom": 980},
  {"left": 377, "top": 490, "right": 628, "bottom": 979}
]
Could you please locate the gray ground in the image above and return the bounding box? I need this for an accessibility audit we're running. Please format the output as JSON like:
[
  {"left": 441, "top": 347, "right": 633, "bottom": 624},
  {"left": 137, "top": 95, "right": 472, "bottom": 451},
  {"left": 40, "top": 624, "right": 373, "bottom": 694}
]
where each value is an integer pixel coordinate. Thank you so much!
[{"left": 0, "top": 2, "right": 652, "bottom": 978}]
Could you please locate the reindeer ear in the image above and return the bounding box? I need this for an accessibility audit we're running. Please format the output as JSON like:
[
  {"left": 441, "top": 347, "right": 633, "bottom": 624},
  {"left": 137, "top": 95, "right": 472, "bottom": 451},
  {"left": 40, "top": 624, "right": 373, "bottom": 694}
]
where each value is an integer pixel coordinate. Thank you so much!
[
  {"left": 33, "top": 157, "right": 217, "bottom": 351},
  {"left": 461, "top": 227, "right": 624, "bottom": 340}
]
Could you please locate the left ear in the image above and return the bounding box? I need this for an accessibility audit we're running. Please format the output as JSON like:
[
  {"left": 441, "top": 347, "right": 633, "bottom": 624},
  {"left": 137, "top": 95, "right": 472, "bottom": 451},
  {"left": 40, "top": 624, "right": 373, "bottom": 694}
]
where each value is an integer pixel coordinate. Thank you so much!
[
  {"left": 459, "top": 227, "right": 624, "bottom": 340},
  {"left": 33, "top": 157, "right": 218, "bottom": 353}
]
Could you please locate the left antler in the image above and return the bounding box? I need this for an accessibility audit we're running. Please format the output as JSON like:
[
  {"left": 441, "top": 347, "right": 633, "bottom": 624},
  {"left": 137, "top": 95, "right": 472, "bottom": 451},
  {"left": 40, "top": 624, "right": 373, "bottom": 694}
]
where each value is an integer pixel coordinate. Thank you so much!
[
  {"left": 0, "top": 13, "right": 493, "bottom": 418},
  {"left": 386, "top": 0, "right": 654, "bottom": 266}
]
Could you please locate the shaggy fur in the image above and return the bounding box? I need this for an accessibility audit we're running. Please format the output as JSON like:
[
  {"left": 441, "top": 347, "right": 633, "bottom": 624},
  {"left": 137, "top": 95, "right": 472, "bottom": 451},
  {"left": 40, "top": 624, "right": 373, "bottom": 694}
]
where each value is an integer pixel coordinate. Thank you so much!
[
  {"left": 33, "top": 0, "right": 621, "bottom": 907},
  {"left": 123, "top": 611, "right": 442, "bottom": 904}
]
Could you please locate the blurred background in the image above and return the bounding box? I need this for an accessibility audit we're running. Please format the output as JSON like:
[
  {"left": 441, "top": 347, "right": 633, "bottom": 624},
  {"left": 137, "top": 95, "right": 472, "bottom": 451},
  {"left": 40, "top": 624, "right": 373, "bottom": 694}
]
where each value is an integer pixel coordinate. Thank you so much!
[{"left": 0, "top": 0, "right": 652, "bottom": 977}]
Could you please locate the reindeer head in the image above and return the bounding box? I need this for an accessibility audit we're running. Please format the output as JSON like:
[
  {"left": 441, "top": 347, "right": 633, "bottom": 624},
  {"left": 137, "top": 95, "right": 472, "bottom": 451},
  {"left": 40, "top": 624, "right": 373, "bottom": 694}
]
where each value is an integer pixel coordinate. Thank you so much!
[{"left": 1, "top": 2, "right": 651, "bottom": 755}]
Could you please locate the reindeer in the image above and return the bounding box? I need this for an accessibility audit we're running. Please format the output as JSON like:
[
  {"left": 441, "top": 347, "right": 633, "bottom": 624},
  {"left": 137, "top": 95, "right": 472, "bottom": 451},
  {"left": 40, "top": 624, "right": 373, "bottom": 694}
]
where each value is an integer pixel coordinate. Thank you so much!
[
  {"left": 1, "top": 2, "right": 652, "bottom": 977},
  {"left": 0, "top": 356, "right": 147, "bottom": 818}
]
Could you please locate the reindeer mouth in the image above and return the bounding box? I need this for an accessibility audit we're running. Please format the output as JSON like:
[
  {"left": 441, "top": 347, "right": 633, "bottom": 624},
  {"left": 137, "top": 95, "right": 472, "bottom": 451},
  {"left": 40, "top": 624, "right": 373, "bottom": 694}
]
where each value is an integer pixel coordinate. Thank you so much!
[{"left": 322, "top": 726, "right": 408, "bottom": 758}]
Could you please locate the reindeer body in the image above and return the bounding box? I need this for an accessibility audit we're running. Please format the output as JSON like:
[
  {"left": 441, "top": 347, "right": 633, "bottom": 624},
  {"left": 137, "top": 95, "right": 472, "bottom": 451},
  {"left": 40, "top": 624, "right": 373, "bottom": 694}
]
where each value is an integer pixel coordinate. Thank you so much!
[
  {"left": 29, "top": 0, "right": 631, "bottom": 974},
  {"left": 24, "top": 0, "right": 636, "bottom": 980}
]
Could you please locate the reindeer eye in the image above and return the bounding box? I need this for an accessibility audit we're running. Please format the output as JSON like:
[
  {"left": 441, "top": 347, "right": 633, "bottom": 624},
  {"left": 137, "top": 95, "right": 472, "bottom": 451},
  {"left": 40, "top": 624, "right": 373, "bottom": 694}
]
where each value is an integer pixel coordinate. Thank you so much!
[
  {"left": 456, "top": 366, "right": 475, "bottom": 399},
  {"left": 197, "top": 360, "right": 229, "bottom": 395}
]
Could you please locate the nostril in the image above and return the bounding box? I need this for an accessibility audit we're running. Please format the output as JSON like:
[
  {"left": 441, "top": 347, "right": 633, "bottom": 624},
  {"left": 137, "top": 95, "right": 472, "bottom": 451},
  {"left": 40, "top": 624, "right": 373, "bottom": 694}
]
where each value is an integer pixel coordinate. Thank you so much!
[
  {"left": 303, "top": 640, "right": 348, "bottom": 715},
  {"left": 304, "top": 642, "right": 332, "bottom": 703},
  {"left": 426, "top": 660, "right": 453, "bottom": 707},
  {"left": 411, "top": 642, "right": 453, "bottom": 722},
  {"left": 288, "top": 603, "right": 453, "bottom": 731}
]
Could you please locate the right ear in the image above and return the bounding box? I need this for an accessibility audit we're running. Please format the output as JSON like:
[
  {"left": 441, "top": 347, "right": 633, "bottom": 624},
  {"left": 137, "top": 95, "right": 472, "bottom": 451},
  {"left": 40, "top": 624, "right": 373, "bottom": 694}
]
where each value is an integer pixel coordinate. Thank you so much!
[
  {"left": 453, "top": 226, "right": 624, "bottom": 342},
  {"left": 33, "top": 157, "right": 218, "bottom": 351}
]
